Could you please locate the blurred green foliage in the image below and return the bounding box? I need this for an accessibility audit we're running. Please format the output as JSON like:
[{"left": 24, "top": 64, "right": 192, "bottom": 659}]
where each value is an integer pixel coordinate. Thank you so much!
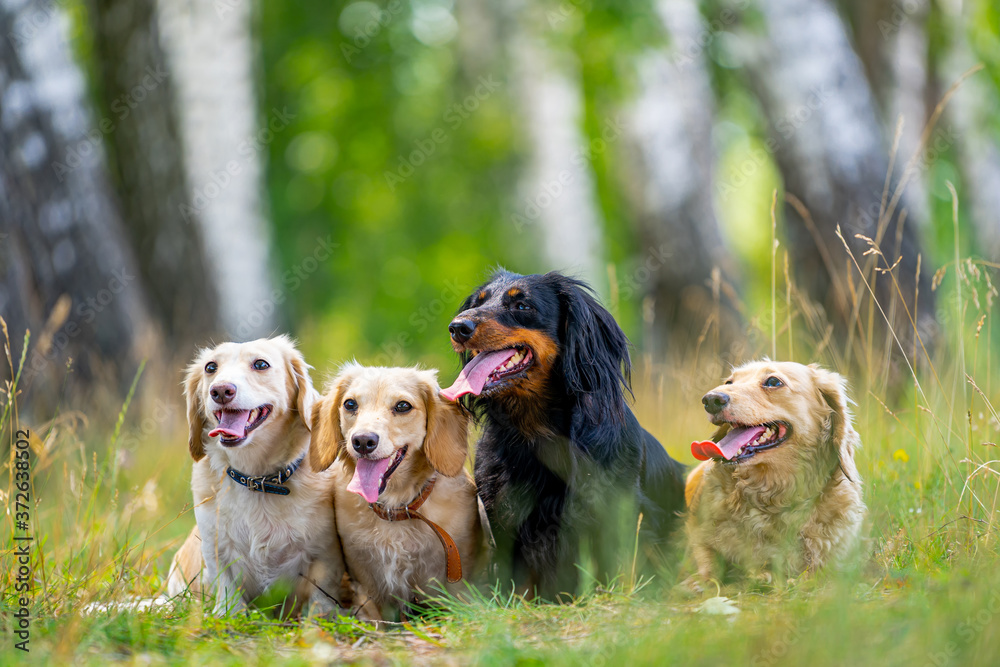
[
  {"left": 257, "top": 0, "right": 997, "bottom": 377},
  {"left": 261, "top": 0, "right": 522, "bottom": 375}
]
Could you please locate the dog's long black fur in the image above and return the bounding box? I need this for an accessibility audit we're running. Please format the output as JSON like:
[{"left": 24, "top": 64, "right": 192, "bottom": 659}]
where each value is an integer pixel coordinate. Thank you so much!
[{"left": 447, "top": 269, "right": 686, "bottom": 599}]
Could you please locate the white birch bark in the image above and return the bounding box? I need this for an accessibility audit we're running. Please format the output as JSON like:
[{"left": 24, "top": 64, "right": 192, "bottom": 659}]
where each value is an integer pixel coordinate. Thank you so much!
[
  {"left": 505, "top": 1, "right": 604, "bottom": 288},
  {"left": 157, "top": 0, "right": 276, "bottom": 338},
  {"left": 735, "top": 0, "right": 936, "bottom": 347}
]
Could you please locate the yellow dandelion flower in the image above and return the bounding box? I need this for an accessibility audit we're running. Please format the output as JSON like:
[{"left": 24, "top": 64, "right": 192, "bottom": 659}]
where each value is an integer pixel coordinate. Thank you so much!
[{"left": 893, "top": 449, "right": 909, "bottom": 463}]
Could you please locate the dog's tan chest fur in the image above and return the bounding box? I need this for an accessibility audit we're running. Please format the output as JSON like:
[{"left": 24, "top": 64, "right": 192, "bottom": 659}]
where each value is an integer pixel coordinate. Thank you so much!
[
  {"left": 684, "top": 361, "right": 866, "bottom": 585},
  {"left": 333, "top": 467, "right": 479, "bottom": 609},
  {"left": 309, "top": 364, "right": 481, "bottom": 618},
  {"left": 691, "top": 462, "right": 822, "bottom": 574}
]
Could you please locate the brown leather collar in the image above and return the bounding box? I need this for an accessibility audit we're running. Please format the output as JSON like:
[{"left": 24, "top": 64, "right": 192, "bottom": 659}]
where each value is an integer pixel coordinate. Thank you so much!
[{"left": 369, "top": 476, "right": 463, "bottom": 583}]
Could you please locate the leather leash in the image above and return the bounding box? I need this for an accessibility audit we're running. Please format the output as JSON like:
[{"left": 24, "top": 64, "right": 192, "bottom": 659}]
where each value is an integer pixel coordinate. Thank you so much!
[{"left": 369, "top": 476, "right": 463, "bottom": 583}]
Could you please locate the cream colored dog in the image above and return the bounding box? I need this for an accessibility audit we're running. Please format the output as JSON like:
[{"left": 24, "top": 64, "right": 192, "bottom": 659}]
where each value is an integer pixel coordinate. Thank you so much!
[
  {"left": 685, "top": 361, "right": 865, "bottom": 586},
  {"left": 171, "top": 336, "right": 347, "bottom": 615},
  {"left": 310, "top": 364, "right": 481, "bottom": 620}
]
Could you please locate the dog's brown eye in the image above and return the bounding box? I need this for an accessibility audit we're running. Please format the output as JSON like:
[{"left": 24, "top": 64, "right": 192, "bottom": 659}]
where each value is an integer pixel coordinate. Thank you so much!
[
  {"left": 393, "top": 401, "right": 412, "bottom": 414},
  {"left": 205, "top": 361, "right": 218, "bottom": 374},
  {"left": 252, "top": 359, "right": 270, "bottom": 371},
  {"left": 724, "top": 379, "right": 733, "bottom": 385},
  {"left": 344, "top": 399, "right": 358, "bottom": 411},
  {"left": 763, "top": 376, "right": 783, "bottom": 388}
]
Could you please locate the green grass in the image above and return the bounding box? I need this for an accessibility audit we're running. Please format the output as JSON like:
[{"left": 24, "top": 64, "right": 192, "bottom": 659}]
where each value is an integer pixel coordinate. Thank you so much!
[{"left": 3, "top": 252, "right": 1000, "bottom": 666}]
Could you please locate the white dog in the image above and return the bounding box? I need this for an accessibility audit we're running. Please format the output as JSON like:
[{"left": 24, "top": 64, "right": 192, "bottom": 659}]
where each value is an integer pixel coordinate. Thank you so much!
[{"left": 176, "top": 335, "right": 347, "bottom": 615}]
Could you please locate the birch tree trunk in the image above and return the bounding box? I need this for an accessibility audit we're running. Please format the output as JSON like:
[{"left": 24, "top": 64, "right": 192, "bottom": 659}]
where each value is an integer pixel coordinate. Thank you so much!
[
  {"left": 88, "top": 0, "right": 219, "bottom": 342},
  {"left": 885, "top": 0, "right": 931, "bottom": 227},
  {"left": 157, "top": 0, "right": 276, "bottom": 339},
  {"left": 618, "top": 0, "right": 742, "bottom": 359},
  {"left": 736, "top": 0, "right": 937, "bottom": 365},
  {"left": 504, "top": 1, "right": 605, "bottom": 289},
  {"left": 0, "top": 0, "right": 155, "bottom": 404},
  {"left": 844, "top": 0, "right": 932, "bottom": 228}
]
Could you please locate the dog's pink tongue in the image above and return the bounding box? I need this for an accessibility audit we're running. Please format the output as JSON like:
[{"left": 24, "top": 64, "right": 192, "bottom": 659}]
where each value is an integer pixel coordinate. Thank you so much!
[
  {"left": 441, "top": 349, "right": 517, "bottom": 401},
  {"left": 691, "top": 425, "right": 766, "bottom": 461},
  {"left": 347, "top": 457, "right": 394, "bottom": 503},
  {"left": 208, "top": 410, "right": 251, "bottom": 439}
]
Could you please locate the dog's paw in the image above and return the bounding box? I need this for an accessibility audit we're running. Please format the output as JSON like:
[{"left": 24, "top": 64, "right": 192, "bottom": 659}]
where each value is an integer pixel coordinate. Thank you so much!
[
  {"left": 305, "top": 594, "right": 337, "bottom": 618},
  {"left": 746, "top": 571, "right": 775, "bottom": 591},
  {"left": 676, "top": 574, "right": 707, "bottom": 597}
]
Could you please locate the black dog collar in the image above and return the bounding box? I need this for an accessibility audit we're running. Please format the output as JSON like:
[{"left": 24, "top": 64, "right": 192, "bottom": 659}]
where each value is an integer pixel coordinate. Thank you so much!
[{"left": 227, "top": 455, "right": 304, "bottom": 496}]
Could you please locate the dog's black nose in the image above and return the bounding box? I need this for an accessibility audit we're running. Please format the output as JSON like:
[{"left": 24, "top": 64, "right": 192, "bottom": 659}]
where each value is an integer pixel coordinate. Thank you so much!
[
  {"left": 352, "top": 432, "right": 379, "bottom": 456},
  {"left": 449, "top": 318, "right": 476, "bottom": 343},
  {"left": 210, "top": 382, "right": 237, "bottom": 405},
  {"left": 702, "top": 392, "right": 730, "bottom": 415}
]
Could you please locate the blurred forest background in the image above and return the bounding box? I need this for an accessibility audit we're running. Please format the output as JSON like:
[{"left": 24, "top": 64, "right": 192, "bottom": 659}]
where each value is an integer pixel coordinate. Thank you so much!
[
  {"left": 5, "top": 3, "right": 1000, "bottom": 660},
  {"left": 1, "top": 0, "right": 999, "bottom": 416}
]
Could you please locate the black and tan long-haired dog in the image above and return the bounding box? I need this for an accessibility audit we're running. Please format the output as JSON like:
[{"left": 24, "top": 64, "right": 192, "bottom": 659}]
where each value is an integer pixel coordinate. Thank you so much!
[{"left": 441, "top": 269, "right": 686, "bottom": 599}]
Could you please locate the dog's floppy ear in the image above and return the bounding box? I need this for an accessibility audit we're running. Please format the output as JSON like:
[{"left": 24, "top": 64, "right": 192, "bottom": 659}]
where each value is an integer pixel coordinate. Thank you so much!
[
  {"left": 421, "top": 379, "right": 469, "bottom": 477},
  {"left": 553, "top": 273, "right": 632, "bottom": 428},
  {"left": 812, "top": 365, "right": 861, "bottom": 483},
  {"left": 309, "top": 369, "right": 354, "bottom": 472},
  {"left": 286, "top": 347, "right": 317, "bottom": 431},
  {"left": 184, "top": 359, "right": 207, "bottom": 461},
  {"left": 309, "top": 395, "right": 337, "bottom": 472}
]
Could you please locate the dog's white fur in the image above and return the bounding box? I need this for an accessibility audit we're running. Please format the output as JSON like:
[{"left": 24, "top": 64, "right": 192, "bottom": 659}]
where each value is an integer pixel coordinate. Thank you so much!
[
  {"left": 177, "top": 335, "right": 346, "bottom": 615},
  {"left": 310, "top": 364, "right": 480, "bottom": 619}
]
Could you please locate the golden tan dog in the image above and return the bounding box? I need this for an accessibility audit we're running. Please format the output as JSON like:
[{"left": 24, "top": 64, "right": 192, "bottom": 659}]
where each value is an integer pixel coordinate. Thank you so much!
[
  {"left": 169, "top": 336, "right": 347, "bottom": 615},
  {"left": 685, "top": 361, "right": 865, "bottom": 586},
  {"left": 310, "top": 364, "right": 481, "bottom": 620}
]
